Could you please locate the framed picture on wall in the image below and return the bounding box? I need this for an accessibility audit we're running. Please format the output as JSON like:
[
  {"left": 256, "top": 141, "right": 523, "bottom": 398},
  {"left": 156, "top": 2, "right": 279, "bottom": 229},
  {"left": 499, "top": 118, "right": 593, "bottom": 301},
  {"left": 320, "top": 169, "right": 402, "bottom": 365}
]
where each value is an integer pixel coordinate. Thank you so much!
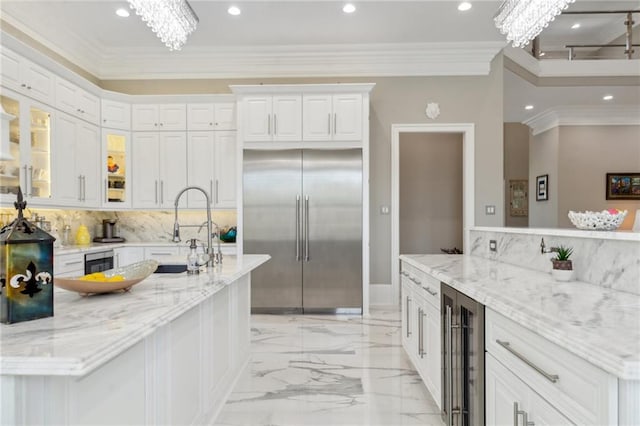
[
  {"left": 509, "top": 179, "right": 528, "bottom": 216},
  {"left": 536, "top": 174, "right": 548, "bottom": 201},
  {"left": 606, "top": 172, "right": 640, "bottom": 200}
]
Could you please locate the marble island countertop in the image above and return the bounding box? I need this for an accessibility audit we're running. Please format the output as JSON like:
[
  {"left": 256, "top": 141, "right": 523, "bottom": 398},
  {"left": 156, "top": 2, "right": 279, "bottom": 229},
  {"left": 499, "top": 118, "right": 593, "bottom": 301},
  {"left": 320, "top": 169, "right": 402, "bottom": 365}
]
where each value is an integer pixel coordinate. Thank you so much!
[
  {"left": 0, "top": 254, "right": 269, "bottom": 377},
  {"left": 400, "top": 254, "right": 640, "bottom": 380}
]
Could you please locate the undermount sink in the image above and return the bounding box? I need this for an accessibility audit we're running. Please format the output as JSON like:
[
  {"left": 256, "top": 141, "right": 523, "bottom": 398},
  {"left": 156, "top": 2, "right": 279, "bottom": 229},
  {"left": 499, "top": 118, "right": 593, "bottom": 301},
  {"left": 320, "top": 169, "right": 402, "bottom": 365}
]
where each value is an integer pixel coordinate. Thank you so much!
[{"left": 154, "top": 264, "right": 188, "bottom": 274}]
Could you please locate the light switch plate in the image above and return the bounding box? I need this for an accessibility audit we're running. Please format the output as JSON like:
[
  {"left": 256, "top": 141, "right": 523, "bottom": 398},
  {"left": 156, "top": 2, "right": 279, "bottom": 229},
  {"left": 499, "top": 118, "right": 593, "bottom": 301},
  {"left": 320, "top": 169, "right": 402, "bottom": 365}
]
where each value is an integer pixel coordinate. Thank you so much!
[
  {"left": 380, "top": 206, "right": 390, "bottom": 215},
  {"left": 485, "top": 205, "right": 496, "bottom": 215}
]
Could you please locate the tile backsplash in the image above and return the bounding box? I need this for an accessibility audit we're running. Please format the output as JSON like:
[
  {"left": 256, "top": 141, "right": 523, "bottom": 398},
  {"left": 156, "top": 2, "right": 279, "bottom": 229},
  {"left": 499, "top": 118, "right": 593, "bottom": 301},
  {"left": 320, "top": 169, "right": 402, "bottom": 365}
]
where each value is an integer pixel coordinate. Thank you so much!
[
  {"left": 470, "top": 228, "right": 640, "bottom": 296},
  {"left": 0, "top": 208, "right": 237, "bottom": 245}
]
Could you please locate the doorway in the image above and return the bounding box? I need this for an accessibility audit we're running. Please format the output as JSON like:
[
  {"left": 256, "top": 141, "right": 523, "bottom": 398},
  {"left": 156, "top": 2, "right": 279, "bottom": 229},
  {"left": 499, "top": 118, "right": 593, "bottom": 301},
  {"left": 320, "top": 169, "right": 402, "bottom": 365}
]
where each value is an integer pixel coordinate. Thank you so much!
[
  {"left": 391, "top": 123, "right": 475, "bottom": 302},
  {"left": 399, "top": 132, "right": 463, "bottom": 255}
]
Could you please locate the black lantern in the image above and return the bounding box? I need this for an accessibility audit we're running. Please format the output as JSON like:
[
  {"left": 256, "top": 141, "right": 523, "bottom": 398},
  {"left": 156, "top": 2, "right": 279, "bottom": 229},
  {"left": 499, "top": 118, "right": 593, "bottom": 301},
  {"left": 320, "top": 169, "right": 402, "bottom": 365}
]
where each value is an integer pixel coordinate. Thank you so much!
[{"left": 1, "top": 188, "right": 55, "bottom": 324}]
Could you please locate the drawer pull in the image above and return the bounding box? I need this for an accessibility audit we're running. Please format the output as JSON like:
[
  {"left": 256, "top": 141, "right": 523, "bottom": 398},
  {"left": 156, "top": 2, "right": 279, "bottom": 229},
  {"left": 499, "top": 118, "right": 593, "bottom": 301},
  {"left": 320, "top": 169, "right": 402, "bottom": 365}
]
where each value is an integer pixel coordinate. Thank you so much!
[
  {"left": 63, "top": 260, "right": 83, "bottom": 266},
  {"left": 423, "top": 286, "right": 438, "bottom": 296},
  {"left": 150, "top": 252, "right": 172, "bottom": 256},
  {"left": 497, "top": 340, "right": 559, "bottom": 383}
]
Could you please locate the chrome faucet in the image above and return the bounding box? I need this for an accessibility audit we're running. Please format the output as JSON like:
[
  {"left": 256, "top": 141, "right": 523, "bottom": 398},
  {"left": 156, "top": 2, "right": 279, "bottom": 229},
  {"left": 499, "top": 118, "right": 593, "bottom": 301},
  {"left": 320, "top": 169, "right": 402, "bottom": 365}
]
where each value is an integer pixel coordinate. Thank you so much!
[
  {"left": 540, "top": 238, "right": 559, "bottom": 255},
  {"left": 172, "top": 186, "right": 222, "bottom": 266},
  {"left": 198, "top": 220, "right": 223, "bottom": 265}
]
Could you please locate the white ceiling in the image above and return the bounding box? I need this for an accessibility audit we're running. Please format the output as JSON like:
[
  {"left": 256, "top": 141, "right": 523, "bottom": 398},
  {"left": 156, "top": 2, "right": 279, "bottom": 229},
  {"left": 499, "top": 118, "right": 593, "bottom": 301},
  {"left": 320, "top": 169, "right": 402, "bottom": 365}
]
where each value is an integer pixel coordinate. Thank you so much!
[{"left": 1, "top": 0, "right": 639, "bottom": 122}]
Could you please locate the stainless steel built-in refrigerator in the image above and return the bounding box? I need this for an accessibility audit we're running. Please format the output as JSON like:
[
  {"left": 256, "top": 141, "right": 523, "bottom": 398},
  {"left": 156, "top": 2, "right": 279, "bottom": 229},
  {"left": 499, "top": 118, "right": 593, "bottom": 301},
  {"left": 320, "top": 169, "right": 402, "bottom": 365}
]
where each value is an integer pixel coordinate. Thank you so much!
[{"left": 243, "top": 149, "right": 362, "bottom": 314}]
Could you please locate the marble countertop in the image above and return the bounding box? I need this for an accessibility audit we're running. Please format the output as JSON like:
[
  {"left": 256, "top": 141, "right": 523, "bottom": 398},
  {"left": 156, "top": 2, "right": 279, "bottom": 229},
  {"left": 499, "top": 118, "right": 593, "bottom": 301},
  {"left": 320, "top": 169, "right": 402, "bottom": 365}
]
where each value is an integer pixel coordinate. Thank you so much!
[
  {"left": 0, "top": 254, "right": 269, "bottom": 377},
  {"left": 400, "top": 254, "right": 640, "bottom": 380},
  {"left": 55, "top": 241, "right": 236, "bottom": 255}
]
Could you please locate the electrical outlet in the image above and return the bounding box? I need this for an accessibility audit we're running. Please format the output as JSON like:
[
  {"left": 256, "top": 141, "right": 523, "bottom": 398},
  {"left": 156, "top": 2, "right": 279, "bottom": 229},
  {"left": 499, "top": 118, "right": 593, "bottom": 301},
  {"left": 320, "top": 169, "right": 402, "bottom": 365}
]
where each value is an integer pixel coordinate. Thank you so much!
[
  {"left": 380, "top": 206, "right": 390, "bottom": 215},
  {"left": 485, "top": 205, "right": 496, "bottom": 215},
  {"left": 489, "top": 240, "right": 497, "bottom": 252}
]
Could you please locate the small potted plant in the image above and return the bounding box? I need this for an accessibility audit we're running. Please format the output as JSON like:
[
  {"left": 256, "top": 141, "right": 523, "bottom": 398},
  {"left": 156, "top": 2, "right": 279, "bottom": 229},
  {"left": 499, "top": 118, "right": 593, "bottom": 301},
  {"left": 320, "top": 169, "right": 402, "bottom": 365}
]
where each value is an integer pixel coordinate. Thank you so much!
[{"left": 551, "top": 245, "right": 574, "bottom": 281}]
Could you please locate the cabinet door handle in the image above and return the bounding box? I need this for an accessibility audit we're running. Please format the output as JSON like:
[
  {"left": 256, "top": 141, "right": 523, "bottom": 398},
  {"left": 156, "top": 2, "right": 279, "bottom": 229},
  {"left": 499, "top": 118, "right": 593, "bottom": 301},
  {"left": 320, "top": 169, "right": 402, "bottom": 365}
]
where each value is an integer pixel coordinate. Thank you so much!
[
  {"left": 334, "top": 113, "right": 337, "bottom": 134},
  {"left": 274, "top": 114, "right": 277, "bottom": 135},
  {"left": 327, "top": 113, "right": 331, "bottom": 134},
  {"left": 420, "top": 309, "right": 427, "bottom": 358},
  {"left": 78, "top": 175, "right": 83, "bottom": 201},
  {"left": 210, "top": 180, "right": 214, "bottom": 205},
  {"left": 295, "top": 195, "right": 301, "bottom": 261},
  {"left": 155, "top": 180, "right": 158, "bottom": 204},
  {"left": 497, "top": 340, "right": 559, "bottom": 383},
  {"left": 406, "top": 296, "right": 412, "bottom": 337},
  {"left": 82, "top": 175, "right": 86, "bottom": 201},
  {"left": 423, "top": 286, "right": 438, "bottom": 296},
  {"left": 215, "top": 180, "right": 219, "bottom": 204},
  {"left": 267, "top": 114, "right": 271, "bottom": 135},
  {"left": 304, "top": 195, "right": 310, "bottom": 261},
  {"left": 417, "top": 307, "right": 423, "bottom": 357},
  {"left": 160, "top": 180, "right": 164, "bottom": 204},
  {"left": 104, "top": 178, "right": 108, "bottom": 203},
  {"left": 28, "top": 166, "right": 34, "bottom": 197}
]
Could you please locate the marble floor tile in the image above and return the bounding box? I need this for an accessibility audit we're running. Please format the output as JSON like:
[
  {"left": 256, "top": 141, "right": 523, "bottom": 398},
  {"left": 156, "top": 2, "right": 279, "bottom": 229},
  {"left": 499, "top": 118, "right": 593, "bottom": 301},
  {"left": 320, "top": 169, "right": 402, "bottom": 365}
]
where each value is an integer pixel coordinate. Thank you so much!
[{"left": 214, "top": 309, "right": 444, "bottom": 426}]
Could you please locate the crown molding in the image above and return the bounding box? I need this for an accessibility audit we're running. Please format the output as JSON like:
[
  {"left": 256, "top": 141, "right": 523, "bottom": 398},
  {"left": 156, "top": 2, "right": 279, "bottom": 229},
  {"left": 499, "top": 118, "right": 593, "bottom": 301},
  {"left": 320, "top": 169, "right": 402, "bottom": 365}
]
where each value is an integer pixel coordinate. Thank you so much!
[
  {"left": 524, "top": 105, "right": 640, "bottom": 135},
  {"left": 96, "top": 42, "right": 506, "bottom": 80},
  {"left": 504, "top": 46, "right": 640, "bottom": 78}
]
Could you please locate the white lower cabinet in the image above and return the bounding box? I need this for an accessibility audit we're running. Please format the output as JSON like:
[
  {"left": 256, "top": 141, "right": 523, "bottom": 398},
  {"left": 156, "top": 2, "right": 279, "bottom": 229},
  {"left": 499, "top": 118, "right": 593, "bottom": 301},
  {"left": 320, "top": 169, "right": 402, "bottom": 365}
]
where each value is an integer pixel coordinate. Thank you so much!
[
  {"left": 400, "top": 261, "right": 441, "bottom": 409},
  {"left": 486, "top": 308, "right": 617, "bottom": 425},
  {"left": 54, "top": 252, "right": 85, "bottom": 277},
  {"left": 143, "top": 246, "right": 180, "bottom": 262},
  {"left": 114, "top": 246, "right": 144, "bottom": 267},
  {"left": 486, "top": 353, "right": 572, "bottom": 426}
]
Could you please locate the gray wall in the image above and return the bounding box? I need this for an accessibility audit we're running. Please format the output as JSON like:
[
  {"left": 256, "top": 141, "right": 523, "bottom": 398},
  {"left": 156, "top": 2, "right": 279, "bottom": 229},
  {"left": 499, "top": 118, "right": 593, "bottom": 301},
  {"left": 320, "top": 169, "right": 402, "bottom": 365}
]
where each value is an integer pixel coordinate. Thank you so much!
[
  {"left": 530, "top": 125, "right": 640, "bottom": 229},
  {"left": 399, "top": 132, "right": 463, "bottom": 255},
  {"left": 529, "top": 126, "right": 559, "bottom": 227},
  {"left": 504, "top": 122, "right": 529, "bottom": 228}
]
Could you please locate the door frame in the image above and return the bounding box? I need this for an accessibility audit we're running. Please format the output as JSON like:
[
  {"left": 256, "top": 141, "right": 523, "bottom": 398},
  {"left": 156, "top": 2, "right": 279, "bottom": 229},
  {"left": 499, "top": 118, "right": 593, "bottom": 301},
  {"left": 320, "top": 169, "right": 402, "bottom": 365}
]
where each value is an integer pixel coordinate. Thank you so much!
[{"left": 391, "top": 123, "right": 475, "bottom": 302}]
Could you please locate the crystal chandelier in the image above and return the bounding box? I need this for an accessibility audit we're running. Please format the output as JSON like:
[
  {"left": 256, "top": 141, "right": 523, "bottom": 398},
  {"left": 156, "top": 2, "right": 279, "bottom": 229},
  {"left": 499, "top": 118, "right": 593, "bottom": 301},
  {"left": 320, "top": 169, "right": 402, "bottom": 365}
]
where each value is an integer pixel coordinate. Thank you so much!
[
  {"left": 128, "top": 0, "right": 199, "bottom": 51},
  {"left": 494, "top": 0, "right": 576, "bottom": 48}
]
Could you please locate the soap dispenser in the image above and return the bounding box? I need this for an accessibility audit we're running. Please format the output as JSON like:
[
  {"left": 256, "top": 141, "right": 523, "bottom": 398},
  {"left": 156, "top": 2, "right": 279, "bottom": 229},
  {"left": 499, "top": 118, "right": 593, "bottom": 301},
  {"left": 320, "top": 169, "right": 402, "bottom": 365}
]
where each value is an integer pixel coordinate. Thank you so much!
[{"left": 186, "top": 238, "right": 200, "bottom": 274}]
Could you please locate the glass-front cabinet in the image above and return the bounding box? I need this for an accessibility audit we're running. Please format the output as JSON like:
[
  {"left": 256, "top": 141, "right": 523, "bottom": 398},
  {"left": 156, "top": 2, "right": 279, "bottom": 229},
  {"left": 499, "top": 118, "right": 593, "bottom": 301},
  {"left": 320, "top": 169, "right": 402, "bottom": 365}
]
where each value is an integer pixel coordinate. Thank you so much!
[
  {"left": 102, "top": 128, "right": 131, "bottom": 208},
  {"left": 0, "top": 90, "right": 53, "bottom": 206}
]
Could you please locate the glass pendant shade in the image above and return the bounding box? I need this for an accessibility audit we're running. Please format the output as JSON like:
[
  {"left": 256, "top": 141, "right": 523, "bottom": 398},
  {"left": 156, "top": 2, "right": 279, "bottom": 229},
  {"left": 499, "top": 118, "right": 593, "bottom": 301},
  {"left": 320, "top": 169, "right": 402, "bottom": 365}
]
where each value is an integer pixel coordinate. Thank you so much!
[
  {"left": 494, "top": 0, "right": 576, "bottom": 48},
  {"left": 128, "top": 0, "right": 199, "bottom": 51}
]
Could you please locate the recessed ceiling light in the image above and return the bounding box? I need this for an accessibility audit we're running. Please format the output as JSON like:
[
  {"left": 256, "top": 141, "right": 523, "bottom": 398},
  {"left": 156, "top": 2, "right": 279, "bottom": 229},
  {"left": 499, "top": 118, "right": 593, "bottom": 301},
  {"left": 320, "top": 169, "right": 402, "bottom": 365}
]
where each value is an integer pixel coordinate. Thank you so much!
[
  {"left": 228, "top": 6, "right": 241, "bottom": 16},
  {"left": 525, "top": 105, "right": 534, "bottom": 110},
  {"left": 603, "top": 95, "right": 614, "bottom": 101},
  {"left": 458, "top": 2, "right": 472, "bottom": 12},
  {"left": 343, "top": 3, "right": 356, "bottom": 14},
  {"left": 115, "top": 8, "right": 130, "bottom": 18},
  {"left": 571, "top": 23, "right": 581, "bottom": 29}
]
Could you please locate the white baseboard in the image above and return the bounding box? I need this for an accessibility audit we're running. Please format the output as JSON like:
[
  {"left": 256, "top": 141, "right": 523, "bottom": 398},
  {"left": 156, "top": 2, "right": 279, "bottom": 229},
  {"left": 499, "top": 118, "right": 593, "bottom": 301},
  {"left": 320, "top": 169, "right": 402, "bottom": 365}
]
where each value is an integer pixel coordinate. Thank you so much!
[{"left": 370, "top": 283, "right": 398, "bottom": 306}]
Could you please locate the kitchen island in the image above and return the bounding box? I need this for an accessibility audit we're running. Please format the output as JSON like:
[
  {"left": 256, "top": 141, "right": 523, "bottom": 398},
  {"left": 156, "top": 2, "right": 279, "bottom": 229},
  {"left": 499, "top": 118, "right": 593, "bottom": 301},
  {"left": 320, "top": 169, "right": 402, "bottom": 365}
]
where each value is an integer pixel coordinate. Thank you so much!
[
  {"left": 400, "top": 254, "right": 640, "bottom": 425},
  {"left": 0, "top": 254, "right": 269, "bottom": 426}
]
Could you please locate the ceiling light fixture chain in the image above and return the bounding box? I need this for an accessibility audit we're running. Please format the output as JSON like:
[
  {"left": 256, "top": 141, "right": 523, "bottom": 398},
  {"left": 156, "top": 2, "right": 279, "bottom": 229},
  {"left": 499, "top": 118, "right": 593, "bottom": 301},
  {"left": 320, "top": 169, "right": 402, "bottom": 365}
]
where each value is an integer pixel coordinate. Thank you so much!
[
  {"left": 494, "top": 0, "right": 575, "bottom": 48},
  {"left": 127, "top": 0, "right": 199, "bottom": 51}
]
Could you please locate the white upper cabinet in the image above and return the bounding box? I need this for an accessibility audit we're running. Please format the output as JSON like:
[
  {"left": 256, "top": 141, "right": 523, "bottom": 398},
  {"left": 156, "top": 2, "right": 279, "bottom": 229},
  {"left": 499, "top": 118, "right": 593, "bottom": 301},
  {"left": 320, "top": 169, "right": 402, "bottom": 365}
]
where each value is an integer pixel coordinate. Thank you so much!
[
  {"left": 187, "top": 102, "right": 236, "bottom": 130},
  {"left": 132, "top": 132, "right": 187, "bottom": 209},
  {"left": 55, "top": 77, "right": 100, "bottom": 124},
  {"left": 0, "top": 47, "right": 55, "bottom": 105},
  {"left": 132, "top": 104, "right": 186, "bottom": 131},
  {"left": 53, "top": 112, "right": 100, "bottom": 207},
  {"left": 187, "top": 131, "right": 236, "bottom": 209},
  {"left": 242, "top": 95, "right": 301, "bottom": 142},
  {"left": 303, "top": 94, "right": 362, "bottom": 141},
  {"left": 102, "top": 99, "right": 131, "bottom": 130}
]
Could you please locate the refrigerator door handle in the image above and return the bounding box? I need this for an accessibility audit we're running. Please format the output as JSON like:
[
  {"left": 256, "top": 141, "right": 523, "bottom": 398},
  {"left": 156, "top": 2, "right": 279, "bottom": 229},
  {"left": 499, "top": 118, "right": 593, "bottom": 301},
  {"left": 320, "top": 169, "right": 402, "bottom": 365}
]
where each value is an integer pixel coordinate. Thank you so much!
[
  {"left": 304, "top": 195, "right": 310, "bottom": 261},
  {"left": 296, "top": 195, "right": 301, "bottom": 261}
]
